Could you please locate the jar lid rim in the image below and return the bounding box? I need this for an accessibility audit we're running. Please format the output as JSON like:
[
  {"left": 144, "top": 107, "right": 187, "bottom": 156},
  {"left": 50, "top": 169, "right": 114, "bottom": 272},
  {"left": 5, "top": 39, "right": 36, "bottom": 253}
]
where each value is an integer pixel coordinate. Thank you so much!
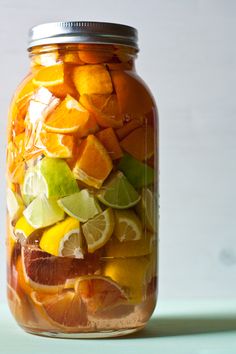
[{"left": 28, "top": 21, "right": 138, "bottom": 50}]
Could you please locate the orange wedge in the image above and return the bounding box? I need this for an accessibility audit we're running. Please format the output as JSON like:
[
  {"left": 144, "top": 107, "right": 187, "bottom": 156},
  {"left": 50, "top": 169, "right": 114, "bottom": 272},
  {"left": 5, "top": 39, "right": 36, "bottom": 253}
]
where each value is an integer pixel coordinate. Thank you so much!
[
  {"left": 39, "top": 131, "right": 75, "bottom": 158},
  {"left": 43, "top": 94, "right": 90, "bottom": 134},
  {"left": 73, "top": 64, "right": 113, "bottom": 95},
  {"left": 111, "top": 71, "right": 154, "bottom": 115},
  {"left": 63, "top": 52, "right": 84, "bottom": 65},
  {"left": 78, "top": 44, "right": 113, "bottom": 64},
  {"left": 80, "top": 94, "right": 123, "bottom": 128},
  {"left": 96, "top": 127, "right": 123, "bottom": 160},
  {"left": 73, "top": 134, "right": 113, "bottom": 189},
  {"left": 75, "top": 275, "right": 128, "bottom": 314},
  {"left": 32, "top": 290, "right": 87, "bottom": 328},
  {"left": 120, "top": 125, "right": 155, "bottom": 161},
  {"left": 33, "top": 63, "right": 76, "bottom": 98},
  {"left": 7, "top": 138, "right": 25, "bottom": 184},
  {"left": 116, "top": 118, "right": 143, "bottom": 140}
]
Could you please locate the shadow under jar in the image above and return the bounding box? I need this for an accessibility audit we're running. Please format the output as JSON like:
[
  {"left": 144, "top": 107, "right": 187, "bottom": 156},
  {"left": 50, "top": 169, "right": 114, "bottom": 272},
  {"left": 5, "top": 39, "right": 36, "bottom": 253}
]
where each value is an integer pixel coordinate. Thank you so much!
[{"left": 6, "top": 21, "right": 159, "bottom": 338}]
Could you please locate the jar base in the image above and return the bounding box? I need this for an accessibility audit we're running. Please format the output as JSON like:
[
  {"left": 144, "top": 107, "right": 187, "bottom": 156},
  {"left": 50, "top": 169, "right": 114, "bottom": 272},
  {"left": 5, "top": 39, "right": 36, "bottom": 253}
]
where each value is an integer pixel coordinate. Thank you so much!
[{"left": 23, "top": 326, "right": 145, "bottom": 339}]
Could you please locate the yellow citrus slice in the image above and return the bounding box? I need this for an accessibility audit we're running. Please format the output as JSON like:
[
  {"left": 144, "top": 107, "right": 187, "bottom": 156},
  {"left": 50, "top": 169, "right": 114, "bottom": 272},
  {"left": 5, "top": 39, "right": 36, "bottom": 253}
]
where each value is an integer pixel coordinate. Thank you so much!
[
  {"left": 82, "top": 208, "right": 114, "bottom": 253},
  {"left": 39, "top": 217, "right": 84, "bottom": 258},
  {"left": 104, "top": 256, "right": 150, "bottom": 304},
  {"left": 43, "top": 94, "right": 90, "bottom": 134},
  {"left": 113, "top": 209, "right": 142, "bottom": 242},
  {"left": 14, "top": 216, "right": 35, "bottom": 240}
]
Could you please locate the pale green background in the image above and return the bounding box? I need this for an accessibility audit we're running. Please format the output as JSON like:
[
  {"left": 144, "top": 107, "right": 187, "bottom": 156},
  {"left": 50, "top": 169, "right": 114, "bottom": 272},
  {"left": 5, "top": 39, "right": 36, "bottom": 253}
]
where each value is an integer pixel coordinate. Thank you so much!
[{"left": 0, "top": 0, "right": 236, "bottom": 304}]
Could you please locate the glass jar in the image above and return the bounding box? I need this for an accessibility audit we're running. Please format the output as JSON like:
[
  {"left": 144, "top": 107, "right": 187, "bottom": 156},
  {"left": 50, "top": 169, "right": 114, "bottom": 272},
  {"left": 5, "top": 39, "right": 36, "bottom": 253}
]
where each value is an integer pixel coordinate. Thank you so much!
[{"left": 6, "top": 22, "right": 158, "bottom": 338}]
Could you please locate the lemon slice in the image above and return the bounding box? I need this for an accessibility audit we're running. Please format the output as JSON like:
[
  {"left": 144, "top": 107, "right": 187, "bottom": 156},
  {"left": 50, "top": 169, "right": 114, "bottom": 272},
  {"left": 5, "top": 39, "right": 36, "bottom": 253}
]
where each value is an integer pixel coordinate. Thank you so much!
[
  {"left": 14, "top": 216, "right": 35, "bottom": 240},
  {"left": 82, "top": 208, "right": 114, "bottom": 253},
  {"left": 58, "top": 189, "right": 101, "bottom": 222},
  {"left": 113, "top": 209, "right": 142, "bottom": 242},
  {"left": 97, "top": 171, "right": 140, "bottom": 209},
  {"left": 7, "top": 188, "right": 24, "bottom": 221},
  {"left": 39, "top": 217, "right": 84, "bottom": 258},
  {"left": 23, "top": 195, "right": 65, "bottom": 228},
  {"left": 104, "top": 257, "right": 150, "bottom": 304},
  {"left": 22, "top": 157, "right": 79, "bottom": 202}
]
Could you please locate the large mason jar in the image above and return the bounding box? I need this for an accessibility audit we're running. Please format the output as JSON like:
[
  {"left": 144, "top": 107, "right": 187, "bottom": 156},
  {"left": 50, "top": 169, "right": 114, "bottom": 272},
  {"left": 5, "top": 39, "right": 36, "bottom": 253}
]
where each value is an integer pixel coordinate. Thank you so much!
[{"left": 6, "top": 21, "right": 159, "bottom": 338}]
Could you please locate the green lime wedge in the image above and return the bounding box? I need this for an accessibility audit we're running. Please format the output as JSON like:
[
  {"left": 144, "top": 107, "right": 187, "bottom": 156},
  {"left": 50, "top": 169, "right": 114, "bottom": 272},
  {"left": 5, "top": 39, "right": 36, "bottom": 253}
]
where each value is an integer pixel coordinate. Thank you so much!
[
  {"left": 97, "top": 171, "right": 140, "bottom": 209},
  {"left": 118, "top": 154, "right": 154, "bottom": 189},
  {"left": 58, "top": 189, "right": 102, "bottom": 222},
  {"left": 22, "top": 157, "right": 79, "bottom": 201},
  {"left": 7, "top": 188, "right": 24, "bottom": 221},
  {"left": 23, "top": 195, "right": 65, "bottom": 228},
  {"left": 136, "top": 188, "right": 158, "bottom": 232}
]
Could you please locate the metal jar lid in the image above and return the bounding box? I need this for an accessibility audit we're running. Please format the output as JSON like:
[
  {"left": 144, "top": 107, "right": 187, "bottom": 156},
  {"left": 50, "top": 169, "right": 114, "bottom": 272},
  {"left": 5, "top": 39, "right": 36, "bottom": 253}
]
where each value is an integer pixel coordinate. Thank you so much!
[{"left": 28, "top": 21, "right": 138, "bottom": 50}]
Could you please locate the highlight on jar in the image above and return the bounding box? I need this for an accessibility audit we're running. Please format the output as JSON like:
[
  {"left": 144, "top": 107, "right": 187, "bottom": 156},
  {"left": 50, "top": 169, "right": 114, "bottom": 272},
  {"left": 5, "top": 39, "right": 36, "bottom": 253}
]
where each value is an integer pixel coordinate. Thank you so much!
[{"left": 6, "top": 22, "right": 159, "bottom": 338}]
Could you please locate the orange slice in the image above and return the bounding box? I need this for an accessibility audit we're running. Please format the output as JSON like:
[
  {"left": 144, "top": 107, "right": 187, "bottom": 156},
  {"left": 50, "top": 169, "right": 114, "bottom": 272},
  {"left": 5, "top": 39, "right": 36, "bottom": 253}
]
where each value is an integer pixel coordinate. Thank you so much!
[
  {"left": 32, "top": 290, "right": 87, "bottom": 328},
  {"left": 22, "top": 246, "right": 100, "bottom": 293},
  {"left": 33, "top": 63, "right": 76, "bottom": 98},
  {"left": 96, "top": 127, "right": 123, "bottom": 160},
  {"left": 63, "top": 52, "right": 84, "bottom": 65},
  {"left": 75, "top": 275, "right": 128, "bottom": 314},
  {"left": 111, "top": 71, "right": 154, "bottom": 115},
  {"left": 120, "top": 125, "right": 155, "bottom": 161},
  {"left": 39, "top": 131, "right": 75, "bottom": 158},
  {"left": 80, "top": 94, "right": 123, "bottom": 128},
  {"left": 7, "top": 140, "right": 25, "bottom": 184},
  {"left": 73, "top": 134, "right": 113, "bottom": 189},
  {"left": 43, "top": 94, "right": 90, "bottom": 134},
  {"left": 73, "top": 64, "right": 113, "bottom": 95},
  {"left": 78, "top": 44, "right": 113, "bottom": 64},
  {"left": 116, "top": 118, "right": 143, "bottom": 140}
]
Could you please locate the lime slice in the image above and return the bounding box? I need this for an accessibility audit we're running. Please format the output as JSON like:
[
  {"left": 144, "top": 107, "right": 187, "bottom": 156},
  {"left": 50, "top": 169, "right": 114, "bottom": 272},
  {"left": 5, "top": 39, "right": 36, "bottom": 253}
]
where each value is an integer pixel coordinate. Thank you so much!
[
  {"left": 39, "top": 217, "right": 84, "bottom": 258},
  {"left": 97, "top": 171, "right": 140, "bottom": 209},
  {"left": 58, "top": 189, "right": 102, "bottom": 222},
  {"left": 136, "top": 188, "right": 158, "bottom": 232},
  {"left": 22, "top": 157, "right": 79, "bottom": 201},
  {"left": 118, "top": 154, "right": 154, "bottom": 189},
  {"left": 82, "top": 208, "right": 114, "bottom": 253},
  {"left": 14, "top": 216, "right": 35, "bottom": 240},
  {"left": 7, "top": 188, "right": 24, "bottom": 221},
  {"left": 113, "top": 209, "right": 142, "bottom": 242},
  {"left": 23, "top": 195, "right": 65, "bottom": 228}
]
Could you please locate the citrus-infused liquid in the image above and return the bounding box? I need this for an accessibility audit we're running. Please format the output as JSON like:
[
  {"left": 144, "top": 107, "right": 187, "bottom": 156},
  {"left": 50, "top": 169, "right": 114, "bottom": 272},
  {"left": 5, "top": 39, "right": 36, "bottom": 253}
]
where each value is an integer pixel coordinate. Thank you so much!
[{"left": 7, "top": 42, "right": 158, "bottom": 337}]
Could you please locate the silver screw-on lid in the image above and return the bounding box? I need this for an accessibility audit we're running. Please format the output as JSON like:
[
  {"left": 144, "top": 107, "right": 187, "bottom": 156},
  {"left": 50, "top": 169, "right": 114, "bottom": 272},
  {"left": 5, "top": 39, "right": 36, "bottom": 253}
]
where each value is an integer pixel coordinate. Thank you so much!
[{"left": 28, "top": 21, "right": 138, "bottom": 50}]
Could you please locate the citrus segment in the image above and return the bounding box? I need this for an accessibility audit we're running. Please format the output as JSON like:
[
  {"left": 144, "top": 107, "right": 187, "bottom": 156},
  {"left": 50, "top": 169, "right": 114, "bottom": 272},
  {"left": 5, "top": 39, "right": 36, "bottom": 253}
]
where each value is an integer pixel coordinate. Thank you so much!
[
  {"left": 75, "top": 275, "right": 127, "bottom": 314},
  {"left": 120, "top": 125, "right": 155, "bottom": 161},
  {"left": 43, "top": 95, "right": 90, "bottom": 134},
  {"left": 7, "top": 188, "right": 24, "bottom": 221},
  {"left": 32, "top": 290, "right": 87, "bottom": 328},
  {"left": 116, "top": 118, "right": 143, "bottom": 140},
  {"left": 136, "top": 188, "right": 157, "bottom": 232},
  {"left": 73, "top": 64, "right": 113, "bottom": 95},
  {"left": 22, "top": 246, "right": 100, "bottom": 293},
  {"left": 22, "top": 157, "right": 79, "bottom": 201},
  {"left": 78, "top": 44, "right": 113, "bottom": 64},
  {"left": 96, "top": 127, "right": 123, "bottom": 160},
  {"left": 14, "top": 216, "right": 35, "bottom": 240},
  {"left": 82, "top": 208, "right": 114, "bottom": 253},
  {"left": 105, "top": 232, "right": 153, "bottom": 258},
  {"left": 113, "top": 209, "right": 142, "bottom": 242},
  {"left": 118, "top": 154, "right": 154, "bottom": 189},
  {"left": 111, "top": 70, "right": 154, "bottom": 115},
  {"left": 104, "top": 257, "right": 150, "bottom": 304},
  {"left": 39, "top": 131, "right": 75, "bottom": 158},
  {"left": 73, "top": 135, "right": 113, "bottom": 189},
  {"left": 23, "top": 195, "right": 65, "bottom": 228},
  {"left": 39, "top": 217, "right": 84, "bottom": 258},
  {"left": 58, "top": 189, "right": 102, "bottom": 222},
  {"left": 80, "top": 94, "right": 123, "bottom": 128},
  {"left": 97, "top": 171, "right": 140, "bottom": 209}
]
